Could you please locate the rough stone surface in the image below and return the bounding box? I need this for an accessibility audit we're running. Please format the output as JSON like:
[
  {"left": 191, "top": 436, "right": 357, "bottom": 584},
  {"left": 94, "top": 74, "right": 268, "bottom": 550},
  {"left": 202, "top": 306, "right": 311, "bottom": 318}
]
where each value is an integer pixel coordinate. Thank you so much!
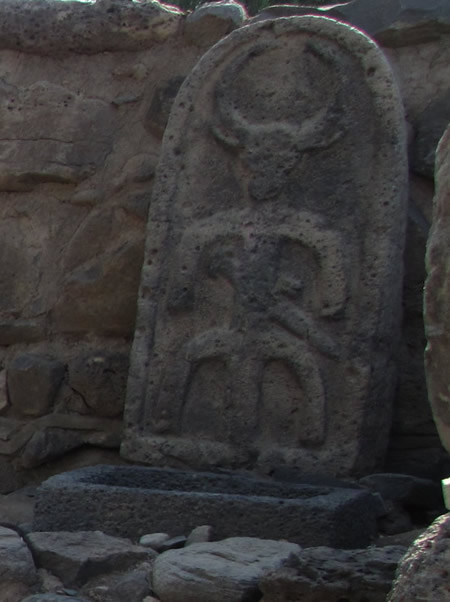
[
  {"left": 22, "top": 596, "right": 89, "bottom": 602},
  {"left": 424, "top": 125, "right": 450, "bottom": 454},
  {"left": 185, "top": 1, "right": 247, "bottom": 47},
  {"left": 123, "top": 16, "right": 407, "bottom": 477},
  {"left": 0, "top": 0, "right": 183, "bottom": 56},
  {"left": 26, "top": 530, "right": 156, "bottom": 588},
  {"left": 0, "top": 80, "right": 114, "bottom": 190},
  {"left": 152, "top": 537, "right": 301, "bottom": 602},
  {"left": 0, "top": 0, "right": 445, "bottom": 492},
  {"left": 67, "top": 351, "right": 129, "bottom": 418},
  {"left": 0, "top": 525, "right": 37, "bottom": 600},
  {"left": 186, "top": 525, "right": 213, "bottom": 546},
  {"left": 146, "top": 76, "right": 186, "bottom": 139},
  {"left": 19, "top": 417, "right": 122, "bottom": 469},
  {"left": 410, "top": 91, "right": 450, "bottom": 179},
  {"left": 7, "top": 354, "right": 65, "bottom": 417},
  {"left": 0, "top": 486, "right": 35, "bottom": 524},
  {"left": 360, "top": 472, "right": 444, "bottom": 509},
  {"left": 0, "top": 414, "right": 122, "bottom": 472},
  {"left": 381, "top": 17, "right": 450, "bottom": 476},
  {"left": 253, "top": 0, "right": 450, "bottom": 46},
  {"left": 388, "top": 513, "right": 450, "bottom": 601},
  {"left": 33, "top": 465, "right": 380, "bottom": 548},
  {"left": 260, "top": 544, "right": 407, "bottom": 602}
]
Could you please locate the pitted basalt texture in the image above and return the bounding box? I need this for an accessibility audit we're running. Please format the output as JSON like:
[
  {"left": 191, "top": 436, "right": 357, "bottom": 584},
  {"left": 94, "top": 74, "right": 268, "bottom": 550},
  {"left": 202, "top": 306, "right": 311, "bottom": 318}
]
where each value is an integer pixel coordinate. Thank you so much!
[
  {"left": 122, "top": 16, "right": 408, "bottom": 477},
  {"left": 33, "top": 465, "right": 380, "bottom": 548},
  {"left": 0, "top": 0, "right": 182, "bottom": 56}
]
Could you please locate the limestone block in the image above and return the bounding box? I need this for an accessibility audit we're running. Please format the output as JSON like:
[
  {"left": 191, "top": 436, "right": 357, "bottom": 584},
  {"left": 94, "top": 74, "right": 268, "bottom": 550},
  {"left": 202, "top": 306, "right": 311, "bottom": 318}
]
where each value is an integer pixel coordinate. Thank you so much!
[
  {"left": 152, "top": 537, "right": 301, "bottom": 602},
  {"left": 0, "top": 526, "right": 37, "bottom": 600},
  {"left": 123, "top": 16, "right": 408, "bottom": 476},
  {"left": 388, "top": 513, "right": 450, "bottom": 601},
  {"left": 424, "top": 125, "right": 450, "bottom": 453},
  {"left": 26, "top": 531, "right": 156, "bottom": 588},
  {"left": 7, "top": 354, "right": 65, "bottom": 417},
  {"left": 260, "top": 545, "right": 407, "bottom": 602}
]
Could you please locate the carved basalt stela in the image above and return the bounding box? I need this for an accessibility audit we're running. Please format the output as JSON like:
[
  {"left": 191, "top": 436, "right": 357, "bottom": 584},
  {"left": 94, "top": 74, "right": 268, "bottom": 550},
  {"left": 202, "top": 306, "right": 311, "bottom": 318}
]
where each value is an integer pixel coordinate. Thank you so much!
[{"left": 122, "top": 17, "right": 407, "bottom": 476}]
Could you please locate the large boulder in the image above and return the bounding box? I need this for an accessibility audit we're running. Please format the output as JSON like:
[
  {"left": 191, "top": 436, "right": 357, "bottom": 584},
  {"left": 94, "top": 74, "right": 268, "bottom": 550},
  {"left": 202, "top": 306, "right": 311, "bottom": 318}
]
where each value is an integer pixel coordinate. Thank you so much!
[
  {"left": 424, "top": 124, "right": 450, "bottom": 453},
  {"left": 152, "top": 537, "right": 301, "bottom": 602},
  {"left": 26, "top": 531, "right": 156, "bottom": 588},
  {"left": 388, "top": 513, "right": 450, "bottom": 601},
  {"left": 0, "top": 526, "right": 38, "bottom": 601},
  {"left": 260, "top": 545, "right": 407, "bottom": 602}
]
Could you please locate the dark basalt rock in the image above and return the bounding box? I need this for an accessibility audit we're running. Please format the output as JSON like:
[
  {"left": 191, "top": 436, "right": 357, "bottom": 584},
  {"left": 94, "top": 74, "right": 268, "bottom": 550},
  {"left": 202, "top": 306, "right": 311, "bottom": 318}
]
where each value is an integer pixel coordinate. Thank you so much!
[{"left": 33, "top": 465, "right": 381, "bottom": 548}]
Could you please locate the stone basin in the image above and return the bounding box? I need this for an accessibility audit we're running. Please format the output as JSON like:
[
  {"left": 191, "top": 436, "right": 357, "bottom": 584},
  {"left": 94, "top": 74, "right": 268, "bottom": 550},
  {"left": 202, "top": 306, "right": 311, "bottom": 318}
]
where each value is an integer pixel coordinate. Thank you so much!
[{"left": 33, "top": 465, "right": 381, "bottom": 548}]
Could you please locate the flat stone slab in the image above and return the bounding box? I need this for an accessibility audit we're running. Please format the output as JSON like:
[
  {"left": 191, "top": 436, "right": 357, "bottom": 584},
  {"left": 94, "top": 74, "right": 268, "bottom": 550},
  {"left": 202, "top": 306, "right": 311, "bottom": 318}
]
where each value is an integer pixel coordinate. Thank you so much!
[
  {"left": 33, "top": 465, "right": 380, "bottom": 548},
  {"left": 26, "top": 530, "right": 155, "bottom": 587}
]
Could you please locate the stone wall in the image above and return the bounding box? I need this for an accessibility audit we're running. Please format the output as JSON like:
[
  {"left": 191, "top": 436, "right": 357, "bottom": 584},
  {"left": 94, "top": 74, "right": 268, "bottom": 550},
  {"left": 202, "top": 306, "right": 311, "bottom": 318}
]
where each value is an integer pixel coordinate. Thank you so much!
[{"left": 0, "top": 0, "right": 448, "bottom": 491}]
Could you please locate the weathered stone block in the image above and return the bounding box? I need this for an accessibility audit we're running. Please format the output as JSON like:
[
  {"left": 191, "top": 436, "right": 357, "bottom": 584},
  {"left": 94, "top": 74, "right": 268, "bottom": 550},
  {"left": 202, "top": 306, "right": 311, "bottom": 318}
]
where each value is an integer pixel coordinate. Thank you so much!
[
  {"left": 424, "top": 125, "right": 450, "bottom": 454},
  {"left": 411, "top": 91, "right": 450, "bottom": 179},
  {"left": 68, "top": 351, "right": 129, "bottom": 418},
  {"left": 123, "top": 16, "right": 408, "bottom": 476},
  {"left": 53, "top": 239, "right": 144, "bottom": 336},
  {"left": 152, "top": 537, "right": 300, "bottom": 602},
  {"left": 26, "top": 530, "right": 155, "bottom": 588},
  {"left": 7, "top": 354, "right": 65, "bottom": 417},
  {"left": 33, "top": 465, "right": 381, "bottom": 548}
]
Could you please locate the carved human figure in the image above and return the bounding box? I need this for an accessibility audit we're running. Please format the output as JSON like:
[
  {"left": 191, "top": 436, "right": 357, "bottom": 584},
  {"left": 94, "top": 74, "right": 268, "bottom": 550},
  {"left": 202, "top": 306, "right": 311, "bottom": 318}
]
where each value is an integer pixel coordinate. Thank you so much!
[
  {"left": 123, "top": 17, "right": 407, "bottom": 475},
  {"left": 147, "top": 40, "right": 349, "bottom": 450}
]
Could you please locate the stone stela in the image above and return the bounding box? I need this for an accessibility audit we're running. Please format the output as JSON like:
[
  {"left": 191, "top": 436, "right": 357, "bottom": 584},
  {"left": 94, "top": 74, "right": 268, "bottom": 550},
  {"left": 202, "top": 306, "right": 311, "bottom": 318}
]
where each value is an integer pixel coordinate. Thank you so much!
[
  {"left": 424, "top": 124, "right": 450, "bottom": 509},
  {"left": 122, "top": 16, "right": 408, "bottom": 476}
]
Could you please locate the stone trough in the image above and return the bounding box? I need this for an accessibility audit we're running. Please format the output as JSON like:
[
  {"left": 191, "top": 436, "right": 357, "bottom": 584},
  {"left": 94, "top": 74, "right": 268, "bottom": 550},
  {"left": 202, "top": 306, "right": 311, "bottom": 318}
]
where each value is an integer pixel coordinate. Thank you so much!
[{"left": 33, "top": 465, "right": 381, "bottom": 548}]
